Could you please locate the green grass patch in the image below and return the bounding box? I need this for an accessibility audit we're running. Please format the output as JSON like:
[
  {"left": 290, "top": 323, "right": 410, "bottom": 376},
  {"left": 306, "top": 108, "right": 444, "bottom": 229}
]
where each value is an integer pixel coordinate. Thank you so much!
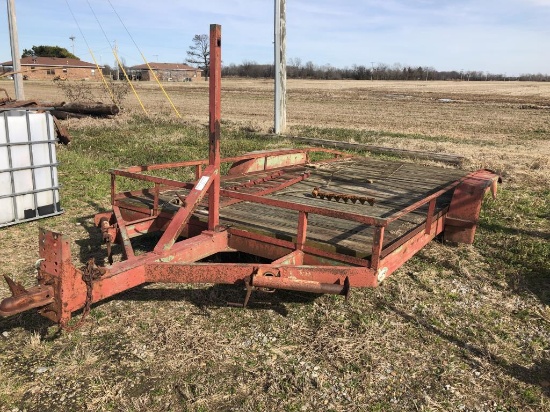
[
  {"left": 478, "top": 188, "right": 550, "bottom": 303},
  {"left": 289, "top": 125, "right": 499, "bottom": 146}
]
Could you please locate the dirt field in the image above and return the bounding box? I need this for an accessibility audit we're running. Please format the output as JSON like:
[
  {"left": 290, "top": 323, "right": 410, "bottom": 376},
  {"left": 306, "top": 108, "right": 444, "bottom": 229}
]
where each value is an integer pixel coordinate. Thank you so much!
[
  {"left": 6, "top": 78, "right": 549, "bottom": 188},
  {"left": 0, "top": 79, "right": 549, "bottom": 411}
]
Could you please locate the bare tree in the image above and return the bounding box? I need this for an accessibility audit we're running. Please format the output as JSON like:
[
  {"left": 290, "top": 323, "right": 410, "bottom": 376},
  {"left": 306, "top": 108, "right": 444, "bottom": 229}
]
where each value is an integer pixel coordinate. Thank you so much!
[{"left": 186, "top": 34, "right": 209, "bottom": 77}]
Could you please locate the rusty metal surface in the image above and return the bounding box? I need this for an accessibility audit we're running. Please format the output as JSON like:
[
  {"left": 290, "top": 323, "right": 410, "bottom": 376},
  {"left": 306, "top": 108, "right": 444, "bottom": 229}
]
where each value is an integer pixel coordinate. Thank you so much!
[
  {"left": 444, "top": 169, "right": 501, "bottom": 244},
  {"left": 208, "top": 24, "right": 222, "bottom": 231},
  {"left": 0, "top": 88, "right": 13, "bottom": 104},
  {"left": 113, "top": 206, "right": 135, "bottom": 259},
  {"left": 312, "top": 187, "right": 375, "bottom": 205},
  {"left": 52, "top": 115, "right": 71, "bottom": 144},
  {"left": 36, "top": 229, "right": 84, "bottom": 324},
  {"left": 109, "top": 153, "right": 476, "bottom": 263},
  {"left": 0, "top": 276, "right": 54, "bottom": 317},
  {"left": 154, "top": 165, "right": 219, "bottom": 253},
  {"left": 228, "top": 152, "right": 308, "bottom": 175},
  {"left": 120, "top": 147, "right": 345, "bottom": 174},
  {"left": 251, "top": 273, "right": 350, "bottom": 296},
  {"left": 226, "top": 226, "right": 371, "bottom": 266},
  {"left": 0, "top": 161, "right": 499, "bottom": 325},
  {"left": 220, "top": 171, "right": 310, "bottom": 208}
]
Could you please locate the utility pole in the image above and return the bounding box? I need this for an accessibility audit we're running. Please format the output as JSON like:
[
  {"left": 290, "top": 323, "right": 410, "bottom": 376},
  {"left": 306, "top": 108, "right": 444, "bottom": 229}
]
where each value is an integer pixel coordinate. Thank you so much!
[
  {"left": 153, "top": 54, "right": 159, "bottom": 62},
  {"left": 69, "top": 35, "right": 75, "bottom": 55},
  {"left": 113, "top": 40, "right": 119, "bottom": 80},
  {"left": 370, "top": 62, "right": 375, "bottom": 80},
  {"left": 274, "top": 0, "right": 286, "bottom": 134},
  {"left": 7, "top": 0, "right": 24, "bottom": 100}
]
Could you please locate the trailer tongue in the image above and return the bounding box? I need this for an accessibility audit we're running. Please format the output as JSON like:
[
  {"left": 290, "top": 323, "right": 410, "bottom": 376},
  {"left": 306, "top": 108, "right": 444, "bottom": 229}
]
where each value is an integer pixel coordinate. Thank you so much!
[{"left": 0, "top": 25, "right": 500, "bottom": 328}]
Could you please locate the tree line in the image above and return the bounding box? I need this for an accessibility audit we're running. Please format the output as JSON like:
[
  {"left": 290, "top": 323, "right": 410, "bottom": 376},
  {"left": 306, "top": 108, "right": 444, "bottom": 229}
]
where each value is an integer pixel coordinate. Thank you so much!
[
  {"left": 18, "top": 42, "right": 548, "bottom": 83},
  {"left": 222, "top": 60, "right": 548, "bottom": 82},
  {"left": 22, "top": 45, "right": 78, "bottom": 60}
]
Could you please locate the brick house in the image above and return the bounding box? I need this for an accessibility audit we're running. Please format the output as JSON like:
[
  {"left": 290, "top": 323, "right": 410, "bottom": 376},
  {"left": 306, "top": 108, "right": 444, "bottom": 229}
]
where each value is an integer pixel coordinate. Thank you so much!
[
  {"left": 129, "top": 63, "right": 203, "bottom": 81},
  {"left": 1, "top": 56, "right": 102, "bottom": 80}
]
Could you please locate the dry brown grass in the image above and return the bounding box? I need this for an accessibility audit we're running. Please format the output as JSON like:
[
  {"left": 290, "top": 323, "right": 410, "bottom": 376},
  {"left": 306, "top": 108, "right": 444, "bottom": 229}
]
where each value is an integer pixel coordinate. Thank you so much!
[
  {"left": 8, "top": 78, "right": 549, "bottom": 188},
  {"left": 0, "top": 79, "right": 548, "bottom": 411}
]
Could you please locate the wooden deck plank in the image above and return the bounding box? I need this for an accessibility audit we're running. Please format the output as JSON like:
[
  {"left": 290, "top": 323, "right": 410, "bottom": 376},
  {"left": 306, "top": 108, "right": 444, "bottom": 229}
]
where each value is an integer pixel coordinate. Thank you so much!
[
  {"left": 217, "top": 201, "right": 424, "bottom": 257},
  {"left": 270, "top": 179, "right": 449, "bottom": 211}
]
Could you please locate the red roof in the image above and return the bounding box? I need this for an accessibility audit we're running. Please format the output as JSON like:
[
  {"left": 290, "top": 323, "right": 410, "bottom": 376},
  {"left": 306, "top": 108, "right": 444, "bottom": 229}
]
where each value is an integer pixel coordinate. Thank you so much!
[
  {"left": 130, "top": 62, "right": 200, "bottom": 71},
  {"left": 0, "top": 56, "right": 101, "bottom": 68}
]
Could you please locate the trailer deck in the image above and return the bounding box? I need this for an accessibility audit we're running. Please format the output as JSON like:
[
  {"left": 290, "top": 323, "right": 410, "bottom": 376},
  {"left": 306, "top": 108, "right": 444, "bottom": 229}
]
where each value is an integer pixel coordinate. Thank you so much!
[{"left": 114, "top": 157, "right": 468, "bottom": 261}]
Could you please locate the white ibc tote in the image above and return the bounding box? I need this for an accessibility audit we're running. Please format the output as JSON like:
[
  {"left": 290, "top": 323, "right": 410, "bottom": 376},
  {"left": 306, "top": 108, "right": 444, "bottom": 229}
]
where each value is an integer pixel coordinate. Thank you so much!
[{"left": 0, "top": 109, "right": 63, "bottom": 227}]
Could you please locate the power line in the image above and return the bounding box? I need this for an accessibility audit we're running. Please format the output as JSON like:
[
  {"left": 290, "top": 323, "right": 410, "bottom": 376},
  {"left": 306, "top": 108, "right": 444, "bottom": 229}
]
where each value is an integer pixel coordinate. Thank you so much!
[
  {"left": 86, "top": 0, "right": 148, "bottom": 116},
  {"left": 105, "top": 0, "right": 181, "bottom": 118},
  {"left": 64, "top": 0, "right": 117, "bottom": 105}
]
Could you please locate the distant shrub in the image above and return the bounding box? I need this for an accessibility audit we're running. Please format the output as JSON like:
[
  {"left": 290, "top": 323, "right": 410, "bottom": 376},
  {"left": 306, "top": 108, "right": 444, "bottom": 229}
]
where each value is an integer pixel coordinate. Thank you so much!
[{"left": 56, "top": 78, "right": 130, "bottom": 108}]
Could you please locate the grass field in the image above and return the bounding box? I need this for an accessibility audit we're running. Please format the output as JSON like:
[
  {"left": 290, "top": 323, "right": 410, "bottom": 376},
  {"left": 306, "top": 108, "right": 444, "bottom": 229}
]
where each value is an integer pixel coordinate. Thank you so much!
[{"left": 0, "top": 79, "right": 549, "bottom": 411}]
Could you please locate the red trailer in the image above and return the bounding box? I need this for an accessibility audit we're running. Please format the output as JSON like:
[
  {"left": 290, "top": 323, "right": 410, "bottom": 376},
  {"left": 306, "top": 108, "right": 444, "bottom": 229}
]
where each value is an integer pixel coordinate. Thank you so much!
[{"left": 0, "top": 25, "right": 500, "bottom": 328}]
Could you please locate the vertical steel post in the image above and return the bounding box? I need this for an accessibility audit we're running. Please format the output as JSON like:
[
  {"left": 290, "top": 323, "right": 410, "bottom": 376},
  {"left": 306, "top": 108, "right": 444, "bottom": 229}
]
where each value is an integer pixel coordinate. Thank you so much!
[
  {"left": 208, "top": 24, "right": 222, "bottom": 230},
  {"left": 274, "top": 0, "right": 287, "bottom": 134},
  {"left": 3, "top": 112, "right": 17, "bottom": 223},
  {"left": 296, "top": 211, "right": 308, "bottom": 250},
  {"left": 110, "top": 173, "right": 116, "bottom": 206},
  {"left": 24, "top": 111, "right": 38, "bottom": 217},
  {"left": 153, "top": 183, "right": 160, "bottom": 216},
  {"left": 7, "top": 0, "right": 24, "bottom": 100},
  {"left": 370, "top": 226, "right": 385, "bottom": 270},
  {"left": 425, "top": 199, "right": 436, "bottom": 234}
]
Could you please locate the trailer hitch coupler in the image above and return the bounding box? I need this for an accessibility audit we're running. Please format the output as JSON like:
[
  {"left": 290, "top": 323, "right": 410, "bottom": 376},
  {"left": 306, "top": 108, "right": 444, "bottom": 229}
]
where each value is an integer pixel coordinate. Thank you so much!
[{"left": 0, "top": 275, "right": 55, "bottom": 317}]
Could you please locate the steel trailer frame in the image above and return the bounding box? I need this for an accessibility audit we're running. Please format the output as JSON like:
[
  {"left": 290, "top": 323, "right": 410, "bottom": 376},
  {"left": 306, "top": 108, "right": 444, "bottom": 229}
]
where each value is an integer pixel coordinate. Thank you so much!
[{"left": 0, "top": 25, "right": 500, "bottom": 327}]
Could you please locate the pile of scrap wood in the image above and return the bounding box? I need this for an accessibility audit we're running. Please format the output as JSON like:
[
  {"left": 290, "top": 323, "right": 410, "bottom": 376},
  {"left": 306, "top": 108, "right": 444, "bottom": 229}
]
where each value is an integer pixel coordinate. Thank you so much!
[{"left": 0, "top": 88, "right": 119, "bottom": 145}]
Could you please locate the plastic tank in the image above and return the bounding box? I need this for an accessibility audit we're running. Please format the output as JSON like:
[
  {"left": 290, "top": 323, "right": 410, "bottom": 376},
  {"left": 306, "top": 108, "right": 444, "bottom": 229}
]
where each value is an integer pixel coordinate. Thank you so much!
[{"left": 0, "top": 110, "right": 62, "bottom": 227}]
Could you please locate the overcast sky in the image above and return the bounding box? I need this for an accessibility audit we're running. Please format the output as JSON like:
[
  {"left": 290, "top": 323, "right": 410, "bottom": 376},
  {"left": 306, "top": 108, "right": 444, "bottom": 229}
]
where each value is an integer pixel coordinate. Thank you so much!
[{"left": 2, "top": 0, "right": 549, "bottom": 76}]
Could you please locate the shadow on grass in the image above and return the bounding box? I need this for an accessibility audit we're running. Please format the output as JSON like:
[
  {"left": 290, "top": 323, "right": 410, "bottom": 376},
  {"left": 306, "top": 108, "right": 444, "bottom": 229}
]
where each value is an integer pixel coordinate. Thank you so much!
[
  {"left": 478, "top": 220, "right": 550, "bottom": 306},
  {"left": 480, "top": 221, "right": 550, "bottom": 241},
  {"left": 412, "top": 247, "right": 511, "bottom": 294},
  {"left": 0, "top": 280, "right": 320, "bottom": 335},
  {"left": 0, "top": 310, "right": 55, "bottom": 336},
  {"left": 74, "top": 202, "right": 112, "bottom": 265},
  {"left": 106, "top": 282, "right": 320, "bottom": 318},
  {"left": 376, "top": 297, "right": 550, "bottom": 398}
]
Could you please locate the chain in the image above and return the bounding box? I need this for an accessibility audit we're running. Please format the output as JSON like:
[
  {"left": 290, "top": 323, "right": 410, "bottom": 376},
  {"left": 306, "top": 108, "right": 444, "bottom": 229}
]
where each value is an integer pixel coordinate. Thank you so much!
[{"left": 61, "top": 258, "right": 105, "bottom": 332}]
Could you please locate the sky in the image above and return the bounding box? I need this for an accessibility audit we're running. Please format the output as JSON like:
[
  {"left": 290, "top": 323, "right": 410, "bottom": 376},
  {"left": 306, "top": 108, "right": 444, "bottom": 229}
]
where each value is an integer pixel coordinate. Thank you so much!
[{"left": 1, "top": 0, "right": 549, "bottom": 76}]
